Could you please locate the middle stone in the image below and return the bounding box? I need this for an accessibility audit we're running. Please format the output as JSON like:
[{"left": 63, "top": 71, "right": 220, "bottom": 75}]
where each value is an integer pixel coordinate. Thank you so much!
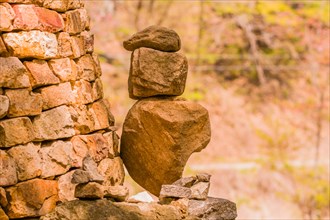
[
  {"left": 120, "top": 97, "right": 211, "bottom": 196},
  {"left": 128, "top": 47, "right": 188, "bottom": 99}
]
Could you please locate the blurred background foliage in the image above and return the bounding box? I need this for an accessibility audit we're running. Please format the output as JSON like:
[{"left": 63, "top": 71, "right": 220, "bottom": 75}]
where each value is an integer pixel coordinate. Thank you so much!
[{"left": 85, "top": 1, "right": 329, "bottom": 219}]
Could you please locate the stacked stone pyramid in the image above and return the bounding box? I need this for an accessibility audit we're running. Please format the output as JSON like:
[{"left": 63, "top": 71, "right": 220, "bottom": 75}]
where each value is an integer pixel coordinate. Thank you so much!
[{"left": 121, "top": 26, "right": 211, "bottom": 196}]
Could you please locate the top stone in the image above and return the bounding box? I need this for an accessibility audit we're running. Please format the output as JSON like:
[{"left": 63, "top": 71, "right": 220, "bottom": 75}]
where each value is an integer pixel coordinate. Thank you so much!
[{"left": 123, "top": 26, "right": 181, "bottom": 52}]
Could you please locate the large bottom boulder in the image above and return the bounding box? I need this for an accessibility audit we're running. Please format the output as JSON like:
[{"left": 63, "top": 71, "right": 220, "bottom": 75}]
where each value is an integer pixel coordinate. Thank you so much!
[{"left": 120, "top": 97, "right": 211, "bottom": 195}]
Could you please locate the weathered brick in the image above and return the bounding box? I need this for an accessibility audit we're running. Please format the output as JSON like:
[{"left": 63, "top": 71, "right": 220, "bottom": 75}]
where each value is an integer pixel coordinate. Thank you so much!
[
  {"left": 43, "top": 0, "right": 68, "bottom": 12},
  {"left": 0, "top": 95, "right": 9, "bottom": 119},
  {"left": 40, "top": 82, "right": 75, "bottom": 110},
  {"left": 103, "top": 131, "right": 119, "bottom": 158},
  {"left": 57, "top": 170, "right": 77, "bottom": 202},
  {"left": 24, "top": 59, "right": 60, "bottom": 88},
  {"left": 63, "top": 8, "right": 89, "bottom": 35},
  {"left": 48, "top": 58, "right": 77, "bottom": 82},
  {"left": 5, "top": 179, "right": 58, "bottom": 218},
  {"left": 81, "top": 31, "right": 94, "bottom": 53},
  {"left": 73, "top": 79, "right": 93, "bottom": 105},
  {"left": 70, "top": 34, "right": 85, "bottom": 58},
  {"left": 0, "top": 35, "right": 9, "bottom": 56},
  {"left": 70, "top": 136, "right": 89, "bottom": 168},
  {"left": 43, "top": 0, "right": 83, "bottom": 12},
  {"left": 33, "top": 105, "right": 75, "bottom": 141},
  {"left": 0, "top": 3, "right": 15, "bottom": 32},
  {"left": 92, "top": 78, "right": 103, "bottom": 101},
  {"left": 12, "top": 5, "right": 64, "bottom": 32},
  {"left": 12, "top": 4, "right": 39, "bottom": 31},
  {"left": 0, "top": 207, "right": 8, "bottom": 220},
  {"left": 0, "top": 150, "right": 17, "bottom": 186},
  {"left": 92, "top": 53, "right": 102, "bottom": 77},
  {"left": 0, "top": 117, "right": 35, "bottom": 147},
  {"left": 7, "top": 142, "right": 42, "bottom": 181},
  {"left": 88, "top": 99, "right": 111, "bottom": 131},
  {"left": 39, "top": 140, "right": 74, "bottom": 178},
  {"left": 0, "top": 57, "right": 30, "bottom": 89},
  {"left": 34, "top": 6, "right": 64, "bottom": 32},
  {"left": 68, "top": 105, "right": 94, "bottom": 134},
  {"left": 75, "top": 54, "right": 97, "bottom": 81},
  {"left": 5, "top": 89, "right": 43, "bottom": 117},
  {"left": 73, "top": 133, "right": 110, "bottom": 163},
  {"left": 2, "top": 31, "right": 58, "bottom": 59},
  {"left": 57, "top": 32, "right": 73, "bottom": 57},
  {"left": 98, "top": 157, "right": 125, "bottom": 186}
]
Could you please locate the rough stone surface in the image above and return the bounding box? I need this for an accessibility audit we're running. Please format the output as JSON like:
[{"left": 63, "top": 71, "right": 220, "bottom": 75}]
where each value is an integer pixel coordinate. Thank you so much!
[
  {"left": 0, "top": 3, "right": 15, "bottom": 32},
  {"left": 121, "top": 97, "right": 211, "bottom": 195},
  {"left": 114, "top": 202, "right": 183, "bottom": 220},
  {"left": 0, "top": 95, "right": 9, "bottom": 119},
  {"left": 71, "top": 169, "right": 91, "bottom": 184},
  {"left": 0, "top": 117, "right": 35, "bottom": 147},
  {"left": 0, "top": 187, "right": 8, "bottom": 207},
  {"left": 82, "top": 156, "right": 104, "bottom": 182},
  {"left": 40, "top": 200, "right": 144, "bottom": 220},
  {"left": 48, "top": 58, "right": 77, "bottom": 82},
  {"left": 172, "top": 176, "right": 197, "bottom": 188},
  {"left": 57, "top": 32, "right": 73, "bottom": 57},
  {"left": 70, "top": 35, "right": 85, "bottom": 58},
  {"left": 0, "top": 36, "right": 9, "bottom": 56},
  {"left": 123, "top": 25, "right": 181, "bottom": 52},
  {"left": 70, "top": 136, "right": 89, "bottom": 167},
  {"left": 196, "top": 173, "right": 211, "bottom": 182},
  {"left": 40, "top": 82, "right": 75, "bottom": 110},
  {"left": 33, "top": 6, "right": 64, "bottom": 32},
  {"left": 188, "top": 197, "right": 237, "bottom": 220},
  {"left": 91, "top": 78, "right": 103, "bottom": 101},
  {"left": 0, "top": 207, "right": 9, "bottom": 220},
  {"left": 74, "top": 182, "right": 103, "bottom": 199},
  {"left": 69, "top": 105, "right": 95, "bottom": 134},
  {"left": 2, "top": 31, "right": 58, "bottom": 59},
  {"left": 12, "top": 5, "right": 64, "bottom": 32},
  {"left": 103, "top": 185, "right": 129, "bottom": 202},
  {"left": 0, "top": 150, "right": 17, "bottom": 186},
  {"left": 97, "top": 157, "right": 125, "bottom": 186},
  {"left": 0, "top": 57, "right": 30, "bottom": 89},
  {"left": 33, "top": 105, "right": 75, "bottom": 141},
  {"left": 7, "top": 142, "right": 42, "bottom": 181},
  {"left": 75, "top": 54, "right": 96, "bottom": 81},
  {"left": 160, "top": 185, "right": 191, "bottom": 199},
  {"left": 58, "top": 170, "right": 78, "bottom": 202},
  {"left": 5, "top": 89, "right": 43, "bottom": 117},
  {"left": 129, "top": 48, "right": 188, "bottom": 99},
  {"left": 89, "top": 99, "right": 112, "bottom": 131},
  {"left": 43, "top": 0, "right": 83, "bottom": 12},
  {"left": 102, "top": 131, "right": 117, "bottom": 158},
  {"left": 5, "top": 179, "right": 58, "bottom": 218},
  {"left": 24, "top": 59, "right": 60, "bottom": 88},
  {"left": 81, "top": 31, "right": 94, "bottom": 53},
  {"left": 39, "top": 141, "right": 74, "bottom": 178},
  {"left": 73, "top": 79, "right": 93, "bottom": 105},
  {"left": 63, "top": 9, "right": 89, "bottom": 35},
  {"left": 189, "top": 182, "right": 210, "bottom": 200},
  {"left": 74, "top": 134, "right": 110, "bottom": 162}
]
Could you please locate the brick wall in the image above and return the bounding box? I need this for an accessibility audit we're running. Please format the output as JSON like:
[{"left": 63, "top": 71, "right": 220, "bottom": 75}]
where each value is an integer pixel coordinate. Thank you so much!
[{"left": 0, "top": 1, "right": 125, "bottom": 219}]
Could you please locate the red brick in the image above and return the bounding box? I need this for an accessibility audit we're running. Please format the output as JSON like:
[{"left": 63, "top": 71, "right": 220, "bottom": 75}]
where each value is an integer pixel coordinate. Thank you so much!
[
  {"left": 12, "top": 4, "right": 39, "bottom": 31},
  {"left": 34, "top": 6, "right": 64, "bottom": 33},
  {"left": 12, "top": 5, "right": 64, "bottom": 33}
]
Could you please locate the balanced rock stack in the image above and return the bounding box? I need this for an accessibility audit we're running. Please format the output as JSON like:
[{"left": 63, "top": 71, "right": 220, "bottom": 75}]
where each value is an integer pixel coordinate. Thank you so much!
[
  {"left": 0, "top": 1, "right": 125, "bottom": 219},
  {"left": 121, "top": 26, "right": 211, "bottom": 196}
]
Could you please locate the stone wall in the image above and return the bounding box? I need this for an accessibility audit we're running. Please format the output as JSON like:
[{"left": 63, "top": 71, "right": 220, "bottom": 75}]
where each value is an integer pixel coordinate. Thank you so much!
[{"left": 0, "top": 1, "right": 125, "bottom": 219}]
